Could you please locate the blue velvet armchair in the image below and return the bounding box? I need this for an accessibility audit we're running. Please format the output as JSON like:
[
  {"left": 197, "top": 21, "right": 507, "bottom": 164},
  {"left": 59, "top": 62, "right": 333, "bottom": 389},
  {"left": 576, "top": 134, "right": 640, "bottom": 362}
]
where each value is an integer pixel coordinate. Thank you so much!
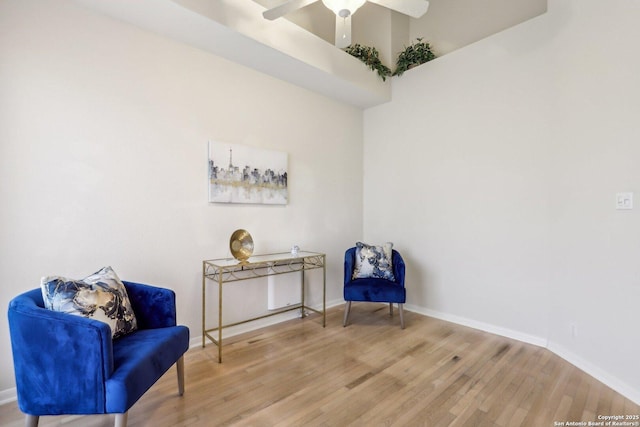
[
  {"left": 343, "top": 246, "right": 407, "bottom": 329},
  {"left": 8, "top": 281, "right": 190, "bottom": 427}
]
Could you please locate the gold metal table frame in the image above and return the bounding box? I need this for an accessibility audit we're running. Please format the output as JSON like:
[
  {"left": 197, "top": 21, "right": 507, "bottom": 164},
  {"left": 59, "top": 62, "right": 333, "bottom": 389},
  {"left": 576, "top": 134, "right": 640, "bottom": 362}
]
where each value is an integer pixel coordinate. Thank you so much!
[{"left": 202, "top": 251, "right": 326, "bottom": 362}]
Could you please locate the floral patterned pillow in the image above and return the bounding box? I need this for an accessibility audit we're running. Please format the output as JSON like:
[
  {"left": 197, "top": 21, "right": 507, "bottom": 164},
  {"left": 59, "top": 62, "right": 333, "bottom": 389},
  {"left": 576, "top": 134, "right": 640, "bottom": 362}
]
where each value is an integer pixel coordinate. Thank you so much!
[
  {"left": 352, "top": 241, "right": 395, "bottom": 281},
  {"left": 41, "top": 266, "right": 138, "bottom": 339}
]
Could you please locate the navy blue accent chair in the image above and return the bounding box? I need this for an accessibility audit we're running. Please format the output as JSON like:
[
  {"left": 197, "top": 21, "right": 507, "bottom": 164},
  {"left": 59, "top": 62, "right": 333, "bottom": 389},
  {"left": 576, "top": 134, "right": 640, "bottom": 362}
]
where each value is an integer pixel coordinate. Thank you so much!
[
  {"left": 343, "top": 247, "right": 407, "bottom": 329},
  {"left": 8, "top": 281, "right": 190, "bottom": 427}
]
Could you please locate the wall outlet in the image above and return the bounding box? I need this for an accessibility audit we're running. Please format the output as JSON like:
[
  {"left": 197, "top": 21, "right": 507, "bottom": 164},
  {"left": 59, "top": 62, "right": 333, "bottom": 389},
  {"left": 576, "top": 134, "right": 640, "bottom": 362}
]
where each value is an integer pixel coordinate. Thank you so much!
[
  {"left": 570, "top": 323, "right": 578, "bottom": 338},
  {"left": 616, "top": 192, "right": 633, "bottom": 210}
]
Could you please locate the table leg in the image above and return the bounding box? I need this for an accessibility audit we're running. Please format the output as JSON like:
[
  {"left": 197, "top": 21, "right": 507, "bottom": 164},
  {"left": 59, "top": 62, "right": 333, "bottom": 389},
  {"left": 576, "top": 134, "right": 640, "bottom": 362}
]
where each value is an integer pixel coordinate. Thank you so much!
[
  {"left": 218, "top": 273, "right": 223, "bottom": 363},
  {"left": 300, "top": 269, "right": 306, "bottom": 318},
  {"left": 322, "top": 255, "right": 326, "bottom": 327},
  {"left": 202, "top": 262, "right": 206, "bottom": 348}
]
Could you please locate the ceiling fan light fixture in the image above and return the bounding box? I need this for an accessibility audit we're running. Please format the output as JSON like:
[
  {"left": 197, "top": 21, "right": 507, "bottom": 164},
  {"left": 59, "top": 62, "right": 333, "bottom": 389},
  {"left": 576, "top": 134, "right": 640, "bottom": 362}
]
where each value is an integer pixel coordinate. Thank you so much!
[{"left": 321, "top": 0, "right": 366, "bottom": 17}]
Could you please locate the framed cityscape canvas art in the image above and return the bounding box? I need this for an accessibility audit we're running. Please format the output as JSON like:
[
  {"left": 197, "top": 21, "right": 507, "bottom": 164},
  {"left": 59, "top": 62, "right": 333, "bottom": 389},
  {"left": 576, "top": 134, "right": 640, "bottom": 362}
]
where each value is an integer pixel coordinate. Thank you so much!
[{"left": 208, "top": 141, "right": 288, "bottom": 205}]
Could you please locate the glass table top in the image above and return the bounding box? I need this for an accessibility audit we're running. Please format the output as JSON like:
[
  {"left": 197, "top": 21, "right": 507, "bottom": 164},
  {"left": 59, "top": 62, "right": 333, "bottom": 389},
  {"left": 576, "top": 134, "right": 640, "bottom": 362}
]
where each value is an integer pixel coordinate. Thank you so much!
[{"left": 204, "top": 251, "right": 324, "bottom": 268}]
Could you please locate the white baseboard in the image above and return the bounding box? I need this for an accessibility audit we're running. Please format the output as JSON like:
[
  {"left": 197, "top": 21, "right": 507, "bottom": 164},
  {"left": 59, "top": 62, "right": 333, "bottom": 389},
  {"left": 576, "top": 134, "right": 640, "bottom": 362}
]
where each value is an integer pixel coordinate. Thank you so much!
[
  {"left": 548, "top": 343, "right": 640, "bottom": 406},
  {"left": 404, "top": 304, "right": 548, "bottom": 348},
  {"left": 405, "top": 304, "right": 639, "bottom": 406},
  {"left": 0, "top": 387, "right": 16, "bottom": 405}
]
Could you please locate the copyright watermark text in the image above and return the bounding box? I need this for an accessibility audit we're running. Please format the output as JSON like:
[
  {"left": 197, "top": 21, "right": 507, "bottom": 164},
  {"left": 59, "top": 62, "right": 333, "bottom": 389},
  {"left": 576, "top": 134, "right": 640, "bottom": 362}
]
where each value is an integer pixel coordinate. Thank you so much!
[{"left": 553, "top": 415, "right": 640, "bottom": 427}]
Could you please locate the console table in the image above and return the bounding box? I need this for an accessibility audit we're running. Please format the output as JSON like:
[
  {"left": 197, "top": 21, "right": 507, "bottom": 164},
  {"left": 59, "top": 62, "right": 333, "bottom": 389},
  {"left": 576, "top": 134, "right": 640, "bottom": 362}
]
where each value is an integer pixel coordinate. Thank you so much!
[{"left": 202, "top": 251, "right": 326, "bottom": 362}]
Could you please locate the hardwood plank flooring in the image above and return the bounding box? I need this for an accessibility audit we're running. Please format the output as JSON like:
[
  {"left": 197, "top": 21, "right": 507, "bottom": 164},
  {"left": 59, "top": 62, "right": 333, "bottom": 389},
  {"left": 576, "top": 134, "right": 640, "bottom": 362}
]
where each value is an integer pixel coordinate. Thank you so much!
[{"left": 1, "top": 305, "right": 638, "bottom": 426}]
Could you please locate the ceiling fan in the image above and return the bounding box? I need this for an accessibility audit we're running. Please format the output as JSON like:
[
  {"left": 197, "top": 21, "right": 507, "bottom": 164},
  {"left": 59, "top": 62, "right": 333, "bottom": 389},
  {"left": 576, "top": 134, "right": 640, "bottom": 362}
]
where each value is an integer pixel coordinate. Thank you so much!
[{"left": 262, "top": 0, "right": 429, "bottom": 49}]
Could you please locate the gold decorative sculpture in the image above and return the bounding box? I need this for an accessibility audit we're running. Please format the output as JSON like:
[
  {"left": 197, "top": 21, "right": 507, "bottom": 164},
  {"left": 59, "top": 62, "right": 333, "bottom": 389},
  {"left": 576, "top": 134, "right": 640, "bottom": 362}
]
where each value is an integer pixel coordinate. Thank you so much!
[{"left": 229, "top": 229, "right": 254, "bottom": 262}]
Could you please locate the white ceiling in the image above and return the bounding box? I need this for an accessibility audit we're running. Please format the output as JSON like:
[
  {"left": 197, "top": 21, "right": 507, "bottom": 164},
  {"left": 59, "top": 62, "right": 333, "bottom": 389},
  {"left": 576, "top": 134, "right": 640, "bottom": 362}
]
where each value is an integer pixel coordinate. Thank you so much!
[
  {"left": 254, "top": 0, "right": 547, "bottom": 57},
  {"left": 73, "top": 0, "right": 546, "bottom": 109}
]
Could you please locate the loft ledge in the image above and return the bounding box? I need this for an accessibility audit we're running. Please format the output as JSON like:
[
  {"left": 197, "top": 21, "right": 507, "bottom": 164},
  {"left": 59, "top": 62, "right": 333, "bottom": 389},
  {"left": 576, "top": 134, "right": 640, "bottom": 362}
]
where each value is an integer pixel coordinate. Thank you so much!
[{"left": 74, "top": 0, "right": 391, "bottom": 108}]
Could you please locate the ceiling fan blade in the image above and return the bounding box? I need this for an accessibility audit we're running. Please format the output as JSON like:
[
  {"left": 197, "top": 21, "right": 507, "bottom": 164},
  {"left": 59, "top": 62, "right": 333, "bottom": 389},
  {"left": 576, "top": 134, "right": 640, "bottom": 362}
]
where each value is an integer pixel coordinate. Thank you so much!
[
  {"left": 335, "top": 15, "right": 352, "bottom": 49},
  {"left": 263, "top": 0, "right": 319, "bottom": 20},
  {"left": 367, "top": 0, "right": 429, "bottom": 18}
]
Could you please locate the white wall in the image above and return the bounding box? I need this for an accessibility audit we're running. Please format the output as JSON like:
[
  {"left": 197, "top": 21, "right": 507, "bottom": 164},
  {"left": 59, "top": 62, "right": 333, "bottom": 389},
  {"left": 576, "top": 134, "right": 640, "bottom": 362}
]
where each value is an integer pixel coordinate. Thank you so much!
[
  {"left": 351, "top": 5, "right": 409, "bottom": 68},
  {"left": 0, "top": 0, "right": 363, "bottom": 394},
  {"left": 364, "top": 0, "right": 640, "bottom": 403},
  {"left": 544, "top": 0, "right": 640, "bottom": 404}
]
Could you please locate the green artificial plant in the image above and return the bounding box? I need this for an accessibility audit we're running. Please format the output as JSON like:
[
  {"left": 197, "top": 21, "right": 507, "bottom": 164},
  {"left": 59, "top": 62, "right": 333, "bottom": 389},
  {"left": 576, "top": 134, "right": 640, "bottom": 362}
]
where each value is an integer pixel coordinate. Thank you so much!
[
  {"left": 393, "top": 38, "right": 436, "bottom": 76},
  {"left": 344, "top": 43, "right": 392, "bottom": 81}
]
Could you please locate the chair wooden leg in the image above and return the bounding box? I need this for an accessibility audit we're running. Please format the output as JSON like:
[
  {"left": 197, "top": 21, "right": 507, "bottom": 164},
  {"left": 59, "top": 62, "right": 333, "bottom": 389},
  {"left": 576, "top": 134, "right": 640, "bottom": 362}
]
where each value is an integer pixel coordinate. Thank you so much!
[
  {"left": 389, "top": 303, "right": 393, "bottom": 316},
  {"left": 177, "top": 355, "right": 185, "bottom": 396},
  {"left": 25, "top": 414, "right": 39, "bottom": 427},
  {"left": 343, "top": 301, "right": 352, "bottom": 327},
  {"left": 114, "top": 412, "right": 128, "bottom": 427},
  {"left": 399, "top": 304, "right": 405, "bottom": 329}
]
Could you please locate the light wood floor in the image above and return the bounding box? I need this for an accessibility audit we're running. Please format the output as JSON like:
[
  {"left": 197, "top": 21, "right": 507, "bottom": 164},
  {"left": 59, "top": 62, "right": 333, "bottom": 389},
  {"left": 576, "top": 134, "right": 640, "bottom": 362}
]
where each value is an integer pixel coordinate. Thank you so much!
[{"left": 2, "top": 305, "right": 638, "bottom": 426}]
